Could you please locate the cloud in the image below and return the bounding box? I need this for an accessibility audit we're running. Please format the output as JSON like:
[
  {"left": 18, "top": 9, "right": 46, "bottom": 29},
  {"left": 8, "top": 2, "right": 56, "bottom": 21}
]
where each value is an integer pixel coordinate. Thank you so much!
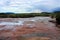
[{"left": 0, "top": 0, "right": 60, "bottom": 13}]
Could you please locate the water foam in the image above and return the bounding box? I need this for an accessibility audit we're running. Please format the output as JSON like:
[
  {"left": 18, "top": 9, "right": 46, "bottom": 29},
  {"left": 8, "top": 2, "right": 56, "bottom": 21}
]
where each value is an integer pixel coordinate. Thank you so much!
[{"left": 0, "top": 21, "right": 24, "bottom": 25}]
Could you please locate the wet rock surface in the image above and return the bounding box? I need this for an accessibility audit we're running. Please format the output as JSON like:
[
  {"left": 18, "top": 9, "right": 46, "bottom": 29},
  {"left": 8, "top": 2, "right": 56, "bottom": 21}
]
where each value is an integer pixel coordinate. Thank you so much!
[{"left": 0, "top": 17, "right": 60, "bottom": 40}]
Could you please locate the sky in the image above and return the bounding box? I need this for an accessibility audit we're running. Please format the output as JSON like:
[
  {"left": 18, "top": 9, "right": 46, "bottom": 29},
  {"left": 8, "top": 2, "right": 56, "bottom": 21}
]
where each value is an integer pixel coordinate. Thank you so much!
[{"left": 0, "top": 0, "right": 60, "bottom": 13}]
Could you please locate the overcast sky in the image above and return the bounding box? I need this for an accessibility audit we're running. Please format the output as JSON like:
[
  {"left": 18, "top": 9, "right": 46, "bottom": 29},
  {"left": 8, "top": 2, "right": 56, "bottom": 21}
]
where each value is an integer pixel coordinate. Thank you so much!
[{"left": 0, "top": 0, "right": 60, "bottom": 13}]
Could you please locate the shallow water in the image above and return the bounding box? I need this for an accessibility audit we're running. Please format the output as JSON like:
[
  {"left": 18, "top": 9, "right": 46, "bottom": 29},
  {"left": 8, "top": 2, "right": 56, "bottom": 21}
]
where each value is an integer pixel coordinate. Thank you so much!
[
  {"left": 0, "top": 21, "right": 24, "bottom": 25},
  {"left": 0, "top": 17, "right": 52, "bottom": 30},
  {"left": 0, "top": 17, "right": 60, "bottom": 40}
]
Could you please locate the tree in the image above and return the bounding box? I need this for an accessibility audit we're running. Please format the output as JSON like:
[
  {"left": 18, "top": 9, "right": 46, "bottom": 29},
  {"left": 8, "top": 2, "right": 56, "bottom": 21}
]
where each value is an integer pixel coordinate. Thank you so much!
[{"left": 54, "top": 11, "right": 60, "bottom": 26}]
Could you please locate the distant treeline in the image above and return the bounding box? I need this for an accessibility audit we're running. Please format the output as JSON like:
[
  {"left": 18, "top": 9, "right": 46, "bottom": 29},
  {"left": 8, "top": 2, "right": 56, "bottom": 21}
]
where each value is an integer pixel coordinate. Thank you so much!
[
  {"left": 0, "top": 11, "right": 60, "bottom": 18},
  {"left": 0, "top": 12, "right": 56, "bottom": 18}
]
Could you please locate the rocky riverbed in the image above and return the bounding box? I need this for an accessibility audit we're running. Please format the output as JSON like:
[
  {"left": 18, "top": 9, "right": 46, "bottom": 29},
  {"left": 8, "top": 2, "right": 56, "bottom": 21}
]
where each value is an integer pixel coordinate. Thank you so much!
[{"left": 0, "top": 17, "right": 60, "bottom": 40}]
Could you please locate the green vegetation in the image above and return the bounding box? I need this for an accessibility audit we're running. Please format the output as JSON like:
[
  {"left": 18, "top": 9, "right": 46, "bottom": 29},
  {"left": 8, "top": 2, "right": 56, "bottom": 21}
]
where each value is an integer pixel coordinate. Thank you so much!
[
  {"left": 55, "top": 11, "right": 60, "bottom": 25},
  {"left": 0, "top": 12, "right": 51, "bottom": 18}
]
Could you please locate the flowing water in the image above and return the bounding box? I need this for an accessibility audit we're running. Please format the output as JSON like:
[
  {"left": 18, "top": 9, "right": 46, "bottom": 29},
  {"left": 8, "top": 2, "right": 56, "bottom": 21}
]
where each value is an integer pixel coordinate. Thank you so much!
[
  {"left": 0, "top": 17, "right": 53, "bottom": 30},
  {"left": 0, "top": 17, "right": 60, "bottom": 40}
]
